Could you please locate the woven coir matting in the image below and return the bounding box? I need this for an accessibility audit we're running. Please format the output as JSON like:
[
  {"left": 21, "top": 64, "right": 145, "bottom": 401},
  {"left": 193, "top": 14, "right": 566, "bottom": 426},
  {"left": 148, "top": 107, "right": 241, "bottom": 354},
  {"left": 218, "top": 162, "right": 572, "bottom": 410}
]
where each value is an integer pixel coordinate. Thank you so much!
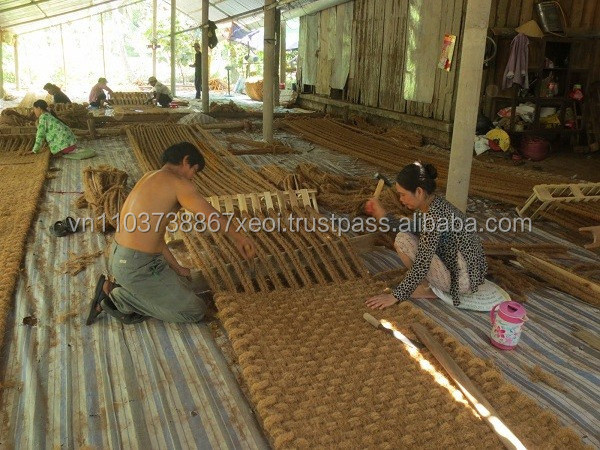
[
  {"left": 0, "top": 137, "right": 49, "bottom": 347},
  {"left": 215, "top": 280, "right": 584, "bottom": 449}
]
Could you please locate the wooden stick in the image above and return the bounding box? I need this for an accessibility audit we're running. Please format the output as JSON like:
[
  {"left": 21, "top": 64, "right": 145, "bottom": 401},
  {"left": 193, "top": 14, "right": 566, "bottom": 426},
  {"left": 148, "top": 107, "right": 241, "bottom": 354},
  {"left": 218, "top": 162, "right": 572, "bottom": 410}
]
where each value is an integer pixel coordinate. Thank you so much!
[
  {"left": 572, "top": 325, "right": 600, "bottom": 351},
  {"left": 412, "top": 323, "right": 524, "bottom": 450},
  {"left": 373, "top": 178, "right": 385, "bottom": 199}
]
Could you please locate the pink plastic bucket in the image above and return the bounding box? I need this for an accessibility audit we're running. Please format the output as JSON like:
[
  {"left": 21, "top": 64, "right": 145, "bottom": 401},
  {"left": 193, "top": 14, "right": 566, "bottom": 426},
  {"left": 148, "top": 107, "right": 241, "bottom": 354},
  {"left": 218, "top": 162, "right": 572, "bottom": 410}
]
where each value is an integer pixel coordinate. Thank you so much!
[{"left": 490, "top": 301, "right": 528, "bottom": 350}]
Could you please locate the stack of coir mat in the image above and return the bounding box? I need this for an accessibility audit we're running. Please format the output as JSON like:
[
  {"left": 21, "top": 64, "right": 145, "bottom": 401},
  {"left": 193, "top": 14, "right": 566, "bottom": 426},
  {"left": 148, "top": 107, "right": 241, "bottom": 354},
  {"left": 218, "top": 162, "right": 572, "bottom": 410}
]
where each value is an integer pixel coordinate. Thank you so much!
[{"left": 216, "top": 280, "right": 585, "bottom": 449}]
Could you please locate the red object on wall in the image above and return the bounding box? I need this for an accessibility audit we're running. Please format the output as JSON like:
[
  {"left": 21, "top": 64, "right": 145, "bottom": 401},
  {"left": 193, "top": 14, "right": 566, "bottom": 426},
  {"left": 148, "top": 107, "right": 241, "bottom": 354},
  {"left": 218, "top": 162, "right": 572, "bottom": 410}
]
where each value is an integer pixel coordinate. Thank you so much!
[{"left": 520, "top": 136, "right": 550, "bottom": 161}]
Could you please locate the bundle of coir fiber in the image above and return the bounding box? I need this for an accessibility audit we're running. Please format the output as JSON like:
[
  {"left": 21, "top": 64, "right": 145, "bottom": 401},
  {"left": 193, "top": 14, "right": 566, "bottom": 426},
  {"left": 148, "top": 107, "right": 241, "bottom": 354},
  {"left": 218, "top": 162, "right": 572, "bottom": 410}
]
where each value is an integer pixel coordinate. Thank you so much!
[
  {"left": 0, "top": 109, "right": 36, "bottom": 127},
  {"left": 75, "top": 165, "right": 128, "bottom": 232},
  {"left": 259, "top": 163, "right": 410, "bottom": 217},
  {"left": 52, "top": 103, "right": 90, "bottom": 129}
]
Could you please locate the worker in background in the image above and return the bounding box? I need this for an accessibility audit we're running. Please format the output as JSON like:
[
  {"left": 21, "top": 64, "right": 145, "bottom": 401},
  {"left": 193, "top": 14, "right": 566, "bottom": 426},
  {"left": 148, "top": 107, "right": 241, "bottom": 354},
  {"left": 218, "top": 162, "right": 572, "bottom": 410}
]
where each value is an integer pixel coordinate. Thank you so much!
[
  {"left": 31, "top": 99, "right": 77, "bottom": 156},
  {"left": 148, "top": 76, "right": 173, "bottom": 107},
  {"left": 86, "top": 142, "right": 256, "bottom": 326},
  {"left": 364, "top": 162, "right": 488, "bottom": 310},
  {"left": 88, "top": 77, "right": 114, "bottom": 108},
  {"left": 190, "top": 42, "right": 202, "bottom": 99},
  {"left": 43, "top": 83, "right": 71, "bottom": 104}
]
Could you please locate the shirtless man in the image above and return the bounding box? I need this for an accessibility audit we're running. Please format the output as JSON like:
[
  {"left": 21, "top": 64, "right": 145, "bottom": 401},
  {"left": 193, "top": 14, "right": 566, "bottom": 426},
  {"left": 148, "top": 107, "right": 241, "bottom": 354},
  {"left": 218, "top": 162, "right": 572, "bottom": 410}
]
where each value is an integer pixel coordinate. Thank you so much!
[{"left": 86, "top": 141, "right": 255, "bottom": 325}]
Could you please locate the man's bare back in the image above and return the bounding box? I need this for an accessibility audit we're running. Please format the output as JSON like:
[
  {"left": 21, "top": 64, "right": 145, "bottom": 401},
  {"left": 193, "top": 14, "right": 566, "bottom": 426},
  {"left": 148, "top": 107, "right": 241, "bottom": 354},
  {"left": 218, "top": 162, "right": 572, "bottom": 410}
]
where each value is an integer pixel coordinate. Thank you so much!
[
  {"left": 114, "top": 169, "right": 184, "bottom": 253},
  {"left": 115, "top": 165, "right": 255, "bottom": 259}
]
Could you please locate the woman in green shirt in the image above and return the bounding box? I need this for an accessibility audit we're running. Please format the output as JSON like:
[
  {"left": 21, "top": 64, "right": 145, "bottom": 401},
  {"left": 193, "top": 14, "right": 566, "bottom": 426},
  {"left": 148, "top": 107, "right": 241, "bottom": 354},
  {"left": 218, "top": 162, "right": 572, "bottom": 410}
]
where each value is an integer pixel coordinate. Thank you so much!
[{"left": 32, "top": 100, "right": 77, "bottom": 155}]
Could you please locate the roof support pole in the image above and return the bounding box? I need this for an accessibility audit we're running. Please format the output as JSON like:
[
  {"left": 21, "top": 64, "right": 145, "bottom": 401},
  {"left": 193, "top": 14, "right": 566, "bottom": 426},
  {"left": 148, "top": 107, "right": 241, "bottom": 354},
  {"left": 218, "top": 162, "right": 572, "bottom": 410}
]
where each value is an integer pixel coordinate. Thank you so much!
[
  {"left": 170, "top": 0, "right": 176, "bottom": 95},
  {"left": 100, "top": 13, "right": 107, "bottom": 76},
  {"left": 279, "top": 19, "right": 287, "bottom": 87},
  {"left": 263, "top": 0, "right": 276, "bottom": 142},
  {"left": 14, "top": 36, "right": 19, "bottom": 91},
  {"left": 0, "top": 33, "right": 4, "bottom": 98},
  {"left": 445, "top": 0, "right": 491, "bottom": 212},
  {"left": 274, "top": 8, "right": 281, "bottom": 106},
  {"left": 152, "top": 0, "right": 157, "bottom": 77},
  {"left": 60, "top": 24, "right": 67, "bottom": 89},
  {"left": 201, "top": 0, "right": 209, "bottom": 113}
]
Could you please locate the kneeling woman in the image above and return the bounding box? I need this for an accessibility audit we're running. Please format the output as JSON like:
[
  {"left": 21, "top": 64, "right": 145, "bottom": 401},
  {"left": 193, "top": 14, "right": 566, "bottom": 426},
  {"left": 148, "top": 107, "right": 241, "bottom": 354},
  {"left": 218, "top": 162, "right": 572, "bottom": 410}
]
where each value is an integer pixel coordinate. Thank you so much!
[
  {"left": 32, "top": 100, "right": 77, "bottom": 156},
  {"left": 365, "top": 162, "right": 487, "bottom": 309}
]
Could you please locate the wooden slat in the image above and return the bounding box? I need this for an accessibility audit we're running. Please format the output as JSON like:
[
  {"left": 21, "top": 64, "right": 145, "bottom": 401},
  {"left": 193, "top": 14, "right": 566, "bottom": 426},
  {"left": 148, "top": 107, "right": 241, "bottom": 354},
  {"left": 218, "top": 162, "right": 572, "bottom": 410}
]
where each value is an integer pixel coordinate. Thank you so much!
[
  {"left": 495, "top": 0, "right": 510, "bottom": 27},
  {"left": 519, "top": 0, "right": 535, "bottom": 25},
  {"left": 391, "top": 1, "right": 410, "bottom": 113},
  {"left": 434, "top": 0, "right": 456, "bottom": 120},
  {"left": 581, "top": 0, "right": 598, "bottom": 29},
  {"left": 366, "top": 0, "right": 386, "bottom": 107},
  {"left": 594, "top": 0, "right": 600, "bottom": 29},
  {"left": 506, "top": 0, "right": 523, "bottom": 27},
  {"left": 315, "top": 8, "right": 331, "bottom": 95},
  {"left": 570, "top": 0, "right": 585, "bottom": 28},
  {"left": 444, "top": 0, "right": 465, "bottom": 122},
  {"left": 378, "top": 0, "right": 402, "bottom": 111}
]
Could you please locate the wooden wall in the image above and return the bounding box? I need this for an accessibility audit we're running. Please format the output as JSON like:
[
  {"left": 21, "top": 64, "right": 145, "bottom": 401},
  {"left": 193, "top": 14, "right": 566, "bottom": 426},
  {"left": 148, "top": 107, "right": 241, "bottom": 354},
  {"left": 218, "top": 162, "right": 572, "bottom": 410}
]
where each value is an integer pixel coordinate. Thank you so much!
[
  {"left": 298, "top": 0, "right": 600, "bottom": 125},
  {"left": 299, "top": 0, "right": 466, "bottom": 124}
]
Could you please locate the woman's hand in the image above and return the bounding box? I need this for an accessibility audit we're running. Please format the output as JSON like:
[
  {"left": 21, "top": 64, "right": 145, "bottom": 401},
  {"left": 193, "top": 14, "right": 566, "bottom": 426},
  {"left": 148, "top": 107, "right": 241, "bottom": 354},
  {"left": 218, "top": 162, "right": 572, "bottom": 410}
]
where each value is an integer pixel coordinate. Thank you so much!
[
  {"left": 365, "top": 293, "right": 399, "bottom": 310},
  {"left": 364, "top": 198, "right": 386, "bottom": 220},
  {"left": 235, "top": 235, "right": 256, "bottom": 259}
]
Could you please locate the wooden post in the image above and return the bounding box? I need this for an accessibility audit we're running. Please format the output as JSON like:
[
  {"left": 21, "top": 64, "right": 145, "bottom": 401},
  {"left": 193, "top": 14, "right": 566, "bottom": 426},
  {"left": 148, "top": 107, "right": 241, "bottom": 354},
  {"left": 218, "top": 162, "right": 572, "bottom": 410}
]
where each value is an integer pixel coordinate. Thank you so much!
[
  {"left": 14, "top": 35, "right": 19, "bottom": 91},
  {"left": 152, "top": 0, "right": 157, "bottom": 77},
  {"left": 280, "top": 20, "right": 287, "bottom": 87},
  {"left": 274, "top": 9, "right": 281, "bottom": 107},
  {"left": 445, "top": 0, "right": 492, "bottom": 212},
  {"left": 87, "top": 118, "right": 97, "bottom": 139},
  {"left": 0, "top": 32, "right": 4, "bottom": 98},
  {"left": 170, "top": 0, "right": 177, "bottom": 96},
  {"left": 100, "top": 13, "right": 107, "bottom": 76},
  {"left": 201, "top": 0, "right": 210, "bottom": 113},
  {"left": 60, "top": 24, "right": 67, "bottom": 89},
  {"left": 263, "top": 0, "right": 276, "bottom": 142}
]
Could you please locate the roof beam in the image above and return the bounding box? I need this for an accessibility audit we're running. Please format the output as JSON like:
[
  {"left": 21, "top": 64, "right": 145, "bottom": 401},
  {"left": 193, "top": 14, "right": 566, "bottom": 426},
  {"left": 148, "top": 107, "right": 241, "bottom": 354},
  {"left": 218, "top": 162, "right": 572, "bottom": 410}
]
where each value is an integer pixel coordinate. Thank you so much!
[
  {"left": 0, "top": 0, "right": 51, "bottom": 15},
  {"left": 17, "top": 0, "right": 145, "bottom": 35},
  {"left": 6, "top": 0, "right": 124, "bottom": 30},
  {"left": 156, "top": 5, "right": 265, "bottom": 40}
]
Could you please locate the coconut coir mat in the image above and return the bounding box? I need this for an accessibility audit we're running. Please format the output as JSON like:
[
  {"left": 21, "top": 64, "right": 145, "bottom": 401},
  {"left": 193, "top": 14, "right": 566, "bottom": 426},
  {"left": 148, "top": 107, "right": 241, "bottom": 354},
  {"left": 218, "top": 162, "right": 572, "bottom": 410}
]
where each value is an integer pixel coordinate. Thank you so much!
[
  {"left": 215, "top": 280, "right": 585, "bottom": 449},
  {"left": 0, "top": 136, "right": 49, "bottom": 349}
]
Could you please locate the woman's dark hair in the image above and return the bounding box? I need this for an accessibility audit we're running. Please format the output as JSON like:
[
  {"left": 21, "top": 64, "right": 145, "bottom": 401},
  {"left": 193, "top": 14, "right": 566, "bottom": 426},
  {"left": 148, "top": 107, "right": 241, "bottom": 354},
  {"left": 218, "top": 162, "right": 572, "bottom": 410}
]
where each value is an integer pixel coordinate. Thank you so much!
[
  {"left": 33, "top": 99, "right": 65, "bottom": 123},
  {"left": 43, "top": 83, "right": 55, "bottom": 92},
  {"left": 396, "top": 162, "right": 438, "bottom": 194},
  {"left": 161, "top": 142, "right": 205, "bottom": 170}
]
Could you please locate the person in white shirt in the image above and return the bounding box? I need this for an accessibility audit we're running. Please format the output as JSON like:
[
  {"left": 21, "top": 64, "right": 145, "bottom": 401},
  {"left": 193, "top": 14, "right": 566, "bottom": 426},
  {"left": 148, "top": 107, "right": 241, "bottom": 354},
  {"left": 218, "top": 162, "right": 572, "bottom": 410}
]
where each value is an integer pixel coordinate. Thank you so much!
[{"left": 148, "top": 76, "right": 173, "bottom": 107}]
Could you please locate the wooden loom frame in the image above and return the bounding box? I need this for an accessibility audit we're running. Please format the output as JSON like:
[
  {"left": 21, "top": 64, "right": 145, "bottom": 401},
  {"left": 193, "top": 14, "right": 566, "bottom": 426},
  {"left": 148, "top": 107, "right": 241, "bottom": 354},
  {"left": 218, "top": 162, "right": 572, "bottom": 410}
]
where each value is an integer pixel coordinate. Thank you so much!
[{"left": 517, "top": 182, "right": 600, "bottom": 219}]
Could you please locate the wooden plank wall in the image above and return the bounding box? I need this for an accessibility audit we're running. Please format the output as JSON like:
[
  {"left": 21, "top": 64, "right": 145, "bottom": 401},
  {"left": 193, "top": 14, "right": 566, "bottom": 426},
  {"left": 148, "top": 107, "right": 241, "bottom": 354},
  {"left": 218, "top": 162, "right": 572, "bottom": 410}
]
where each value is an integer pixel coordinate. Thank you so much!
[
  {"left": 304, "top": 3, "right": 354, "bottom": 95},
  {"left": 325, "top": 0, "right": 466, "bottom": 123}
]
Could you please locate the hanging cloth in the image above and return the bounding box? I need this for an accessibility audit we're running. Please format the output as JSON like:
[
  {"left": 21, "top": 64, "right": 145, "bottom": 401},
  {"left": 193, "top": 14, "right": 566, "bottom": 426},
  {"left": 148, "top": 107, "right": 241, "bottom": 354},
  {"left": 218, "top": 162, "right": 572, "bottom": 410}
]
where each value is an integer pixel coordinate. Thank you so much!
[{"left": 502, "top": 33, "right": 529, "bottom": 90}]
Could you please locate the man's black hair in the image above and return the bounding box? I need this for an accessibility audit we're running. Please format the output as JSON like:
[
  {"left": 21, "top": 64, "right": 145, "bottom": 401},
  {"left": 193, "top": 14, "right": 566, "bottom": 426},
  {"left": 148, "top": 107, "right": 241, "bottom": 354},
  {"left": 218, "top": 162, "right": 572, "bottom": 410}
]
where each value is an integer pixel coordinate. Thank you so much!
[{"left": 161, "top": 142, "right": 205, "bottom": 171}]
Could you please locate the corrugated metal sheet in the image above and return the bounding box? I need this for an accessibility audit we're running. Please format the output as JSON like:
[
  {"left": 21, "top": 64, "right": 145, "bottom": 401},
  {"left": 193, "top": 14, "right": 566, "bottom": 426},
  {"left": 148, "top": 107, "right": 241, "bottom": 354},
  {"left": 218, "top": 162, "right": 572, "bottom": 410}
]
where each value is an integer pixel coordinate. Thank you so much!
[
  {"left": 0, "top": 136, "right": 268, "bottom": 449},
  {"left": 1, "top": 0, "right": 310, "bottom": 34}
]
